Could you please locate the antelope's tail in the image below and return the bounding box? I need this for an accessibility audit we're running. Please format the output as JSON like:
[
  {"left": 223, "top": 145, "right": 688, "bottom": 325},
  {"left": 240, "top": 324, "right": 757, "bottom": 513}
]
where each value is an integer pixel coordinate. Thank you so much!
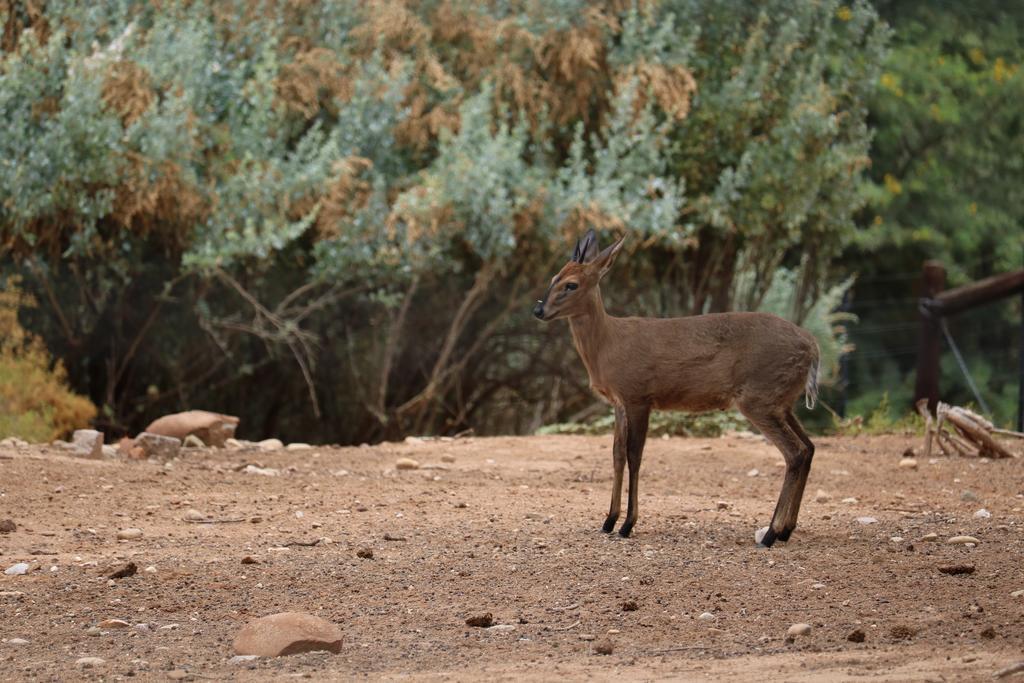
[{"left": 804, "top": 355, "right": 820, "bottom": 410}]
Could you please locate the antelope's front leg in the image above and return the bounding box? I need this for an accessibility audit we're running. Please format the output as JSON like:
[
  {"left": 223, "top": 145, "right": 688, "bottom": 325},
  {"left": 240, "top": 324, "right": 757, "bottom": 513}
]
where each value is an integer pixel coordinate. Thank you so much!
[
  {"left": 602, "top": 406, "right": 627, "bottom": 533},
  {"left": 617, "top": 405, "right": 650, "bottom": 538}
]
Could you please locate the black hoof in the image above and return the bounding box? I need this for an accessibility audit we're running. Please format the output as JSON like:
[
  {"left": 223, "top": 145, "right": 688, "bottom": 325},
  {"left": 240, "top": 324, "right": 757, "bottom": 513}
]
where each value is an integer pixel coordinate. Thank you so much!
[
  {"left": 757, "top": 527, "right": 778, "bottom": 548},
  {"left": 618, "top": 521, "right": 635, "bottom": 538},
  {"left": 776, "top": 527, "right": 794, "bottom": 543},
  {"left": 601, "top": 516, "right": 618, "bottom": 533}
]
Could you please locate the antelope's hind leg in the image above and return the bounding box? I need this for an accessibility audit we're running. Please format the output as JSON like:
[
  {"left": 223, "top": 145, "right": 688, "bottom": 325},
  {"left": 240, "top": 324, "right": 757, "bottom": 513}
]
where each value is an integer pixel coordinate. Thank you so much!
[
  {"left": 739, "top": 404, "right": 813, "bottom": 548},
  {"left": 602, "top": 406, "right": 627, "bottom": 533}
]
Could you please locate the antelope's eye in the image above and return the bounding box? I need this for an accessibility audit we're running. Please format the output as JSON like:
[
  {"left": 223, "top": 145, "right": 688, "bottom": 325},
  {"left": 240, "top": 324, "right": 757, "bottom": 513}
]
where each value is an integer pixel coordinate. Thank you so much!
[{"left": 564, "top": 282, "right": 578, "bottom": 291}]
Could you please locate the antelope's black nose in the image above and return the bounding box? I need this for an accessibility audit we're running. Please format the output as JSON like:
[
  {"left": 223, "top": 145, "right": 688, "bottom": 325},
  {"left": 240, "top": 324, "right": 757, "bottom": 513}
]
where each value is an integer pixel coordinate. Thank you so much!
[{"left": 533, "top": 301, "right": 545, "bottom": 319}]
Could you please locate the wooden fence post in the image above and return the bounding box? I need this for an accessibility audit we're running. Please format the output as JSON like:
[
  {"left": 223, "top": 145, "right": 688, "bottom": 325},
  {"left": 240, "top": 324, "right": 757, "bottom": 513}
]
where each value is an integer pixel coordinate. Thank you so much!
[{"left": 913, "top": 260, "right": 946, "bottom": 412}]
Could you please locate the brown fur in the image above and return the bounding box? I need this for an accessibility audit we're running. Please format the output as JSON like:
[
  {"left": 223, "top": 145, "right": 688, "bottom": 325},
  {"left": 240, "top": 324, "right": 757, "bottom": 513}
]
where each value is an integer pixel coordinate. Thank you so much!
[{"left": 535, "top": 231, "right": 820, "bottom": 546}]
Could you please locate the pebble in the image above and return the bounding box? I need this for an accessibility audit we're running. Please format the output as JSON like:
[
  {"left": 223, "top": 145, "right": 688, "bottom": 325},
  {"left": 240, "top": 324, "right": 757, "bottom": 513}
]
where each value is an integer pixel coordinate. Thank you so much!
[
  {"left": 4, "top": 562, "right": 30, "bottom": 576},
  {"left": 841, "top": 497, "right": 858, "bottom": 504},
  {"left": 7, "top": 638, "right": 29, "bottom": 645},
  {"left": 855, "top": 516, "right": 878, "bottom": 525},
  {"left": 961, "top": 490, "right": 979, "bottom": 502},
  {"left": 921, "top": 532, "right": 939, "bottom": 542},
  {"left": 593, "top": 640, "right": 614, "bottom": 655},
  {"left": 811, "top": 583, "right": 825, "bottom": 590},
  {"left": 233, "top": 612, "right": 343, "bottom": 657},
  {"left": 938, "top": 563, "right": 975, "bottom": 575},
  {"left": 183, "top": 509, "right": 206, "bottom": 521},
  {"left": 847, "top": 628, "right": 866, "bottom": 643},
  {"left": 716, "top": 501, "right": 730, "bottom": 510},
  {"left": 86, "top": 626, "right": 101, "bottom": 636},
  {"left": 440, "top": 454, "right": 456, "bottom": 463},
  {"left": 1010, "top": 589, "right": 1024, "bottom": 598},
  {"left": 396, "top": 458, "right": 420, "bottom": 470},
  {"left": 144, "top": 565, "right": 157, "bottom": 573},
  {"left": 974, "top": 509, "right": 991, "bottom": 519},
  {"left": 286, "top": 443, "right": 313, "bottom": 451},
  {"left": 183, "top": 435, "right": 206, "bottom": 449},
  {"left": 76, "top": 657, "right": 105, "bottom": 668},
  {"left": 946, "top": 535, "right": 980, "bottom": 545},
  {"left": 116, "top": 528, "right": 144, "bottom": 540},
  {"left": 814, "top": 489, "right": 830, "bottom": 503},
  {"left": 98, "top": 619, "right": 131, "bottom": 629},
  {"left": 244, "top": 465, "right": 280, "bottom": 476},
  {"left": 747, "top": 468, "right": 759, "bottom": 477},
  {"left": 258, "top": 438, "right": 284, "bottom": 451},
  {"left": 230, "top": 655, "right": 260, "bottom": 664},
  {"left": 101, "top": 445, "right": 118, "bottom": 458},
  {"left": 0, "top": 519, "right": 16, "bottom": 533},
  {"left": 486, "top": 624, "right": 516, "bottom": 633},
  {"left": 697, "top": 612, "right": 716, "bottom": 621},
  {"left": 0, "top": 591, "right": 25, "bottom": 600},
  {"left": 786, "top": 623, "right": 812, "bottom": 638},
  {"left": 898, "top": 458, "right": 918, "bottom": 469},
  {"left": 356, "top": 548, "right": 373, "bottom": 559}
]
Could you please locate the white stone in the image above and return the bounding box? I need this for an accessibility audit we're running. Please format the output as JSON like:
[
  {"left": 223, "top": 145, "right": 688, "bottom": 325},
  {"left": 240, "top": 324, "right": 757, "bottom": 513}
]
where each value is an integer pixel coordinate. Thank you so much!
[
  {"left": 116, "top": 528, "right": 143, "bottom": 540},
  {"left": 973, "top": 508, "right": 991, "bottom": 519},
  {"left": 855, "top": 516, "right": 878, "bottom": 525},
  {"left": 787, "top": 623, "right": 812, "bottom": 637},
  {"left": 486, "top": 624, "right": 516, "bottom": 633},
  {"left": 841, "top": 497, "right": 858, "bottom": 504},
  {"left": 258, "top": 439, "right": 284, "bottom": 451},
  {"left": 101, "top": 445, "right": 118, "bottom": 458},
  {"left": 814, "top": 489, "right": 830, "bottom": 503},
  {"left": 747, "top": 468, "right": 759, "bottom": 477},
  {"left": 76, "top": 657, "right": 106, "bottom": 668},
  {"left": 230, "top": 655, "right": 260, "bottom": 664},
  {"left": 7, "top": 638, "right": 29, "bottom": 645},
  {"left": 4, "top": 562, "right": 30, "bottom": 576},
  {"left": 183, "top": 509, "right": 206, "bottom": 521},
  {"left": 286, "top": 443, "right": 313, "bottom": 451},
  {"left": 921, "top": 532, "right": 939, "bottom": 542},
  {"left": 946, "top": 535, "right": 980, "bottom": 545},
  {"left": 243, "top": 465, "right": 279, "bottom": 476},
  {"left": 898, "top": 458, "right": 918, "bottom": 469},
  {"left": 697, "top": 612, "right": 716, "bottom": 621}
]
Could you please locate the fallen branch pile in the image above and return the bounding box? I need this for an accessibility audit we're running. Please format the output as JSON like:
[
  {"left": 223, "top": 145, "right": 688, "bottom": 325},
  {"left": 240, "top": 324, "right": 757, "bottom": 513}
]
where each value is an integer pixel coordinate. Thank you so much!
[{"left": 916, "top": 400, "right": 1021, "bottom": 459}]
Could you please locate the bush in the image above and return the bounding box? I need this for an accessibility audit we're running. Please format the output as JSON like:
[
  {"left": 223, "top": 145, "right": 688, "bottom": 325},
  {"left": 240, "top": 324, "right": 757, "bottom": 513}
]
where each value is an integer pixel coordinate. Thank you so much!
[{"left": 0, "top": 278, "right": 96, "bottom": 441}]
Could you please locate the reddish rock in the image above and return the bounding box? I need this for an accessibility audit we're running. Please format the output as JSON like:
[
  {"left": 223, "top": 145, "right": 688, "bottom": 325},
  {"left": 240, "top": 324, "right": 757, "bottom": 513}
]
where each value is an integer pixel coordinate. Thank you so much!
[
  {"left": 144, "top": 411, "right": 239, "bottom": 448},
  {"left": 233, "top": 612, "right": 343, "bottom": 657},
  {"left": 134, "top": 432, "right": 181, "bottom": 459}
]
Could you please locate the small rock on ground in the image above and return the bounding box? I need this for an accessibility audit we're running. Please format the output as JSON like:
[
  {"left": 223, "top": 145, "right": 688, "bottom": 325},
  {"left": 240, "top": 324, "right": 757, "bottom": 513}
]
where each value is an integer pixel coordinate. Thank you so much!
[
  {"left": 973, "top": 508, "right": 991, "bottom": 519},
  {"left": 946, "top": 535, "right": 980, "bottom": 545},
  {"left": 396, "top": 458, "right": 420, "bottom": 470},
  {"left": 465, "top": 614, "right": 494, "bottom": 628},
  {"left": 898, "top": 457, "right": 917, "bottom": 469},
  {"left": 7, "top": 638, "right": 29, "bottom": 645},
  {"left": 116, "top": 528, "right": 143, "bottom": 540},
  {"left": 258, "top": 438, "right": 284, "bottom": 451},
  {"left": 233, "top": 612, "right": 343, "bottom": 657},
  {"left": 286, "top": 443, "right": 313, "bottom": 451},
  {"left": 135, "top": 432, "right": 181, "bottom": 459},
  {"left": 855, "top": 516, "right": 878, "bottom": 525},
  {"left": 71, "top": 429, "right": 103, "bottom": 459},
  {"left": 0, "top": 519, "right": 15, "bottom": 533},
  {"left": 814, "top": 489, "right": 830, "bottom": 503},
  {"left": 4, "top": 562, "right": 30, "bottom": 576},
  {"left": 76, "top": 657, "right": 105, "bottom": 668},
  {"left": 98, "top": 619, "right": 131, "bottom": 629},
  {"left": 787, "top": 623, "right": 812, "bottom": 638},
  {"left": 243, "top": 465, "right": 280, "bottom": 476},
  {"left": 847, "top": 628, "right": 866, "bottom": 643}
]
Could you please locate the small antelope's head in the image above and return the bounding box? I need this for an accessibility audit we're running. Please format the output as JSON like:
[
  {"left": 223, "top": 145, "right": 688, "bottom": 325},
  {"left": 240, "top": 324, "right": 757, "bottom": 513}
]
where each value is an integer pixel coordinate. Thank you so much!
[{"left": 533, "top": 229, "right": 625, "bottom": 322}]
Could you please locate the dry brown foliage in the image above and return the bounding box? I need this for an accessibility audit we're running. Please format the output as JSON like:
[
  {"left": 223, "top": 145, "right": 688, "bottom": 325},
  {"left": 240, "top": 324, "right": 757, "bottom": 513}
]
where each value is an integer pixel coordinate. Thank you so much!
[
  {"left": 111, "top": 153, "right": 206, "bottom": 244},
  {"left": 276, "top": 47, "right": 352, "bottom": 119},
  {"left": 102, "top": 60, "right": 155, "bottom": 125},
  {"left": 1, "top": 0, "right": 48, "bottom": 53}
]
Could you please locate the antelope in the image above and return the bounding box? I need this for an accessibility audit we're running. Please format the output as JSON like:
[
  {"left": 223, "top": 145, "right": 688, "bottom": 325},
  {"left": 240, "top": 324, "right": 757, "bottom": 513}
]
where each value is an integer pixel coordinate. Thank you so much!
[{"left": 533, "top": 230, "right": 820, "bottom": 547}]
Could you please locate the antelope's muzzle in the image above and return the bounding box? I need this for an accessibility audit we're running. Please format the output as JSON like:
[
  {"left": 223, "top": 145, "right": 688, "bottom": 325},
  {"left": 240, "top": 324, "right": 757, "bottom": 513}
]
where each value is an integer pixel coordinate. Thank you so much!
[{"left": 533, "top": 300, "right": 545, "bottom": 320}]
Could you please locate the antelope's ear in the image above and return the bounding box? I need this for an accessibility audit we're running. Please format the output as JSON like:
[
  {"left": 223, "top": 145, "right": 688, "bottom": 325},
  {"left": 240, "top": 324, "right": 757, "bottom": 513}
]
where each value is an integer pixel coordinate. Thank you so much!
[
  {"left": 573, "top": 228, "right": 599, "bottom": 263},
  {"left": 593, "top": 234, "right": 626, "bottom": 278}
]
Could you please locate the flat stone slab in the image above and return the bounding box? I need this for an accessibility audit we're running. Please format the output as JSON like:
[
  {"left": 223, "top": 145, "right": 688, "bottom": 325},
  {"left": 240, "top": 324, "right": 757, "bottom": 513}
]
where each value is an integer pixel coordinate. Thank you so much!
[{"left": 233, "top": 612, "right": 343, "bottom": 657}]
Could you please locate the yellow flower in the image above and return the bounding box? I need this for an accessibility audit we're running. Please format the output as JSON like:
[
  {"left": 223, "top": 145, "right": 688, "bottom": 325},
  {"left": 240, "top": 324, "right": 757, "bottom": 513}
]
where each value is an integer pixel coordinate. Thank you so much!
[
  {"left": 968, "top": 48, "right": 985, "bottom": 65},
  {"left": 836, "top": 6, "right": 852, "bottom": 21},
  {"left": 879, "top": 72, "right": 904, "bottom": 97},
  {"left": 873, "top": 215, "right": 883, "bottom": 226},
  {"left": 883, "top": 173, "right": 902, "bottom": 195}
]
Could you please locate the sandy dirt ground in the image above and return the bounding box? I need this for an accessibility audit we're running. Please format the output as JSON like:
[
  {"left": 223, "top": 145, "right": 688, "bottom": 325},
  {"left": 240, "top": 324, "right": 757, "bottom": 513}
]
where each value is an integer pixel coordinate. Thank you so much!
[{"left": 1, "top": 433, "right": 1023, "bottom": 681}]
